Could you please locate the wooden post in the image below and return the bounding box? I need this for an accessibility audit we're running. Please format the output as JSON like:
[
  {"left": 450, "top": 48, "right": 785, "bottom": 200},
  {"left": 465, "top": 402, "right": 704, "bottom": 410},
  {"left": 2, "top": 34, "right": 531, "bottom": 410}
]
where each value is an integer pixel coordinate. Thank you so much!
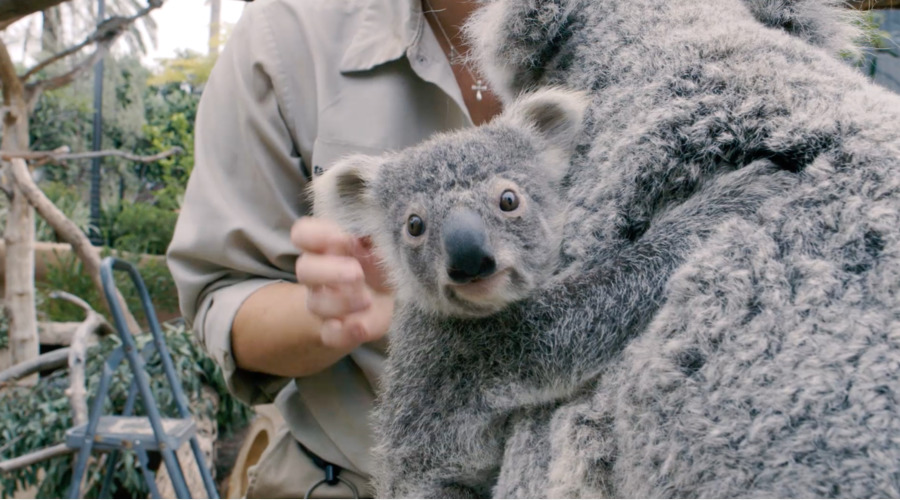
[{"left": 0, "top": 39, "right": 37, "bottom": 379}]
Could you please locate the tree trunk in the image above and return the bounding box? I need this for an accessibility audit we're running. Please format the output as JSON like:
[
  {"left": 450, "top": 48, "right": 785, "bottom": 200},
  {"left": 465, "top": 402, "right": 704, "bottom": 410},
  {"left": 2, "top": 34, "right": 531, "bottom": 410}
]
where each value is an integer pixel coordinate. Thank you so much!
[
  {"left": 0, "top": 36, "right": 37, "bottom": 378},
  {"left": 0, "top": 108, "right": 37, "bottom": 380}
]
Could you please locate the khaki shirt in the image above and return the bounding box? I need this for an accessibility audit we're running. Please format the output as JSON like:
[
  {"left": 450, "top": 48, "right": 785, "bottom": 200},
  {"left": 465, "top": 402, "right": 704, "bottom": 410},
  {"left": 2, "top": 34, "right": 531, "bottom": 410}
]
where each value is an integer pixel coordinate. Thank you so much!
[{"left": 166, "top": 0, "right": 472, "bottom": 477}]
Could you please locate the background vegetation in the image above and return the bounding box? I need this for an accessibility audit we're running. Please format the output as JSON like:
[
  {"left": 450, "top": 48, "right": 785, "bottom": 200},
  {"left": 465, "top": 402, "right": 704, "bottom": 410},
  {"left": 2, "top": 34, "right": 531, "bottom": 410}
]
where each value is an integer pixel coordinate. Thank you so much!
[{"left": 0, "top": 323, "right": 253, "bottom": 498}]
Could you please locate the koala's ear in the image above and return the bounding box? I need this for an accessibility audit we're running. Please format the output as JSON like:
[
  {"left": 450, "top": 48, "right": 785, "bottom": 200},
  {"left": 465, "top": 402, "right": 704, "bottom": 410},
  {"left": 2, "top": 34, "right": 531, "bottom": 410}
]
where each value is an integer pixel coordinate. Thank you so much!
[
  {"left": 502, "top": 87, "right": 589, "bottom": 167},
  {"left": 311, "top": 154, "right": 382, "bottom": 234}
]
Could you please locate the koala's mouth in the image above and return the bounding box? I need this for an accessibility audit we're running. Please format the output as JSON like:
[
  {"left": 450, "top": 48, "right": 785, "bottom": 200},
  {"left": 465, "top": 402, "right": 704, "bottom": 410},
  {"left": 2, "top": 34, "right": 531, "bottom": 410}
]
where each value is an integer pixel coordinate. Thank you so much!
[{"left": 446, "top": 268, "right": 512, "bottom": 305}]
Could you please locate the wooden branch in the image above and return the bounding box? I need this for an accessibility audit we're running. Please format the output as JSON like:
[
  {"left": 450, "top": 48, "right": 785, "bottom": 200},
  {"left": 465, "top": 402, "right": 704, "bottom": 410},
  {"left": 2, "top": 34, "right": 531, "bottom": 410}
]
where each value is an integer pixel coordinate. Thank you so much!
[
  {"left": 0, "top": 443, "right": 73, "bottom": 473},
  {"left": 51, "top": 291, "right": 111, "bottom": 427},
  {"left": 0, "top": 35, "right": 23, "bottom": 108},
  {"left": 38, "top": 321, "right": 90, "bottom": 345},
  {"left": 0, "top": 347, "right": 69, "bottom": 384},
  {"left": 22, "top": 1, "right": 165, "bottom": 106},
  {"left": 8, "top": 157, "right": 141, "bottom": 334},
  {"left": 25, "top": 41, "right": 113, "bottom": 101},
  {"left": 3, "top": 146, "right": 184, "bottom": 164},
  {"left": 21, "top": 33, "right": 99, "bottom": 82},
  {"left": 0, "top": 0, "right": 68, "bottom": 25}
]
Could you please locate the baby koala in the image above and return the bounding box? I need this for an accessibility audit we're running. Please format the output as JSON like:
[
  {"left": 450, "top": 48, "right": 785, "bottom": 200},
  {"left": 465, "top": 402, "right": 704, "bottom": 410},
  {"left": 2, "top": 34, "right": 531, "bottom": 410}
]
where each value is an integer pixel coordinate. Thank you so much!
[
  {"left": 313, "top": 88, "right": 585, "bottom": 318},
  {"left": 313, "top": 87, "right": 795, "bottom": 497}
]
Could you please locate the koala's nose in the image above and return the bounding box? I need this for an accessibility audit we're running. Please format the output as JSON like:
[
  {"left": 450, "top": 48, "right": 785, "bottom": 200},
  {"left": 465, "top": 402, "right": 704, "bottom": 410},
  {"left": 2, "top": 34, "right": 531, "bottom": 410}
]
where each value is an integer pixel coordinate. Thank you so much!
[{"left": 443, "top": 208, "right": 496, "bottom": 283}]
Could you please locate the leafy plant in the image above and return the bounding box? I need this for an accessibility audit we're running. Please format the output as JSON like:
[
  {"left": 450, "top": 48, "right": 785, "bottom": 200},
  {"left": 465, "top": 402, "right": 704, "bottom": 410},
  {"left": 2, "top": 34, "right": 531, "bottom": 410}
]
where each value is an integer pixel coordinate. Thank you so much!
[
  {"left": 0, "top": 323, "right": 252, "bottom": 498},
  {"left": 148, "top": 49, "right": 217, "bottom": 89},
  {"left": 37, "top": 250, "right": 179, "bottom": 326},
  {"left": 34, "top": 182, "right": 92, "bottom": 243},
  {"left": 102, "top": 201, "right": 178, "bottom": 255},
  {"left": 848, "top": 10, "right": 900, "bottom": 76}
]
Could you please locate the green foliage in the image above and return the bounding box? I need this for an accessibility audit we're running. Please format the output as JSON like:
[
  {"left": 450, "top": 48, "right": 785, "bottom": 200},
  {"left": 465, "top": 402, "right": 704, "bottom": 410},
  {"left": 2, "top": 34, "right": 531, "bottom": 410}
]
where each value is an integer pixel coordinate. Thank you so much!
[
  {"left": 134, "top": 83, "right": 199, "bottom": 208},
  {"left": 102, "top": 202, "right": 178, "bottom": 255},
  {"left": 148, "top": 49, "right": 217, "bottom": 89},
  {"left": 34, "top": 182, "right": 92, "bottom": 243},
  {"left": 0, "top": 324, "right": 253, "bottom": 498},
  {"left": 848, "top": 10, "right": 899, "bottom": 76},
  {"left": 21, "top": 54, "right": 201, "bottom": 256},
  {"left": 29, "top": 58, "right": 152, "bottom": 185},
  {"left": 38, "top": 251, "right": 178, "bottom": 326}
]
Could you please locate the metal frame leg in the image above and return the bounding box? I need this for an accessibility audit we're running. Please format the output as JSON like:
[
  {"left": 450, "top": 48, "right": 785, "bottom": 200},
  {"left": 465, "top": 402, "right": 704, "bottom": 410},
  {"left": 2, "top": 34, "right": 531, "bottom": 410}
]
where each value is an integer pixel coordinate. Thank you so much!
[
  {"left": 99, "top": 375, "right": 141, "bottom": 498},
  {"left": 189, "top": 436, "right": 218, "bottom": 498},
  {"left": 159, "top": 447, "right": 190, "bottom": 498},
  {"left": 98, "top": 449, "right": 119, "bottom": 499},
  {"left": 134, "top": 443, "right": 162, "bottom": 499},
  {"left": 68, "top": 357, "right": 119, "bottom": 499}
]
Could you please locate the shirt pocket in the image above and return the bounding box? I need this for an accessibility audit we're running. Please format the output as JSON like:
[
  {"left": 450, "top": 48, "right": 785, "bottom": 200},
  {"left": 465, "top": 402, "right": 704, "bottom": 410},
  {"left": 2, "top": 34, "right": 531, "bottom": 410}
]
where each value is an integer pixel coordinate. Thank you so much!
[{"left": 310, "top": 137, "right": 389, "bottom": 179}]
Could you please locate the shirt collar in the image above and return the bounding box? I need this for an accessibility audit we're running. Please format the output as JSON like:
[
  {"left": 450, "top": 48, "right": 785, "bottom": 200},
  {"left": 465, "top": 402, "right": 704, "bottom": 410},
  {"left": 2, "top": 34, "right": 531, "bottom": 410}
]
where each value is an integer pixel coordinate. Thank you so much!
[{"left": 339, "top": 0, "right": 423, "bottom": 73}]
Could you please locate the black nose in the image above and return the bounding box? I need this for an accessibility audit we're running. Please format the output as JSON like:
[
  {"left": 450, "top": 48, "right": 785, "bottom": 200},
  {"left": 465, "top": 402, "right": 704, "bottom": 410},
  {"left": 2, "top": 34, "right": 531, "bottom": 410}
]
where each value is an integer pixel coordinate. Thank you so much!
[{"left": 443, "top": 209, "right": 497, "bottom": 283}]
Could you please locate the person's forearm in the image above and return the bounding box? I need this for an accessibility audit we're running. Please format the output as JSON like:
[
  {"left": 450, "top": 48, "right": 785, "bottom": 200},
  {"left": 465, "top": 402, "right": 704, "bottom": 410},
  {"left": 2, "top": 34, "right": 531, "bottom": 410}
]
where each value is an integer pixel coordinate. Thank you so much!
[{"left": 231, "top": 281, "right": 356, "bottom": 377}]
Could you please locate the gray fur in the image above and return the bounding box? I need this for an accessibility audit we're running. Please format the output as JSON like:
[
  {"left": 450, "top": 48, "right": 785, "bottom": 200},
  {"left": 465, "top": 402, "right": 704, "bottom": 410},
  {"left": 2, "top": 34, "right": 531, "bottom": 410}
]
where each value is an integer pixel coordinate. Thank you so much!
[{"left": 315, "top": 0, "right": 900, "bottom": 497}]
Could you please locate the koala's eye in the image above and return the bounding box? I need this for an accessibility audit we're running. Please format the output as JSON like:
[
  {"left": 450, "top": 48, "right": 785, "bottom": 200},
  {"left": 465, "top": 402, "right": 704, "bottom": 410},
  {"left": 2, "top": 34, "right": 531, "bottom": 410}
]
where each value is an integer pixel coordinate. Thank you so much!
[
  {"left": 407, "top": 214, "right": 426, "bottom": 237},
  {"left": 499, "top": 190, "right": 520, "bottom": 212}
]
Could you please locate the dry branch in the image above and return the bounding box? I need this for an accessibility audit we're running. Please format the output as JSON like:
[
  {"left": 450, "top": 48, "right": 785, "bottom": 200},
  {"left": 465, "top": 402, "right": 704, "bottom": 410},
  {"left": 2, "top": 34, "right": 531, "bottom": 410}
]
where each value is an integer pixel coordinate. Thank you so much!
[
  {"left": 8, "top": 157, "right": 140, "bottom": 333},
  {"left": 19, "top": 1, "right": 164, "bottom": 107},
  {"left": 0, "top": 348, "right": 69, "bottom": 384},
  {"left": 25, "top": 43, "right": 113, "bottom": 105},
  {"left": 51, "top": 291, "right": 112, "bottom": 427},
  {"left": 38, "top": 321, "right": 92, "bottom": 345},
  {"left": 2, "top": 146, "right": 183, "bottom": 164},
  {"left": 22, "top": 13, "right": 147, "bottom": 81},
  {"left": 0, "top": 34, "right": 23, "bottom": 106},
  {"left": 0, "top": 443, "right": 73, "bottom": 473}
]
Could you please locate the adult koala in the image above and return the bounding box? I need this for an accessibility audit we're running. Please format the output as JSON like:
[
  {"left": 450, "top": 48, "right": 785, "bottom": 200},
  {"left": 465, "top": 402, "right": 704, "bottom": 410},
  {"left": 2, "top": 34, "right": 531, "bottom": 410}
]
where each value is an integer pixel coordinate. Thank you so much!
[
  {"left": 314, "top": 0, "right": 900, "bottom": 497},
  {"left": 465, "top": 0, "right": 900, "bottom": 497}
]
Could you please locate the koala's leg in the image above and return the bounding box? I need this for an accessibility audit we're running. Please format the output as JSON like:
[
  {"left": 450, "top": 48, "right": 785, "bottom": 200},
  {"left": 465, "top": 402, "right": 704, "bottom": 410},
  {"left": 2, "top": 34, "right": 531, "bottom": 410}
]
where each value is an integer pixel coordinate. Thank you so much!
[
  {"left": 372, "top": 395, "right": 504, "bottom": 497},
  {"left": 493, "top": 406, "right": 555, "bottom": 498},
  {"left": 545, "top": 388, "right": 618, "bottom": 499},
  {"left": 511, "top": 160, "right": 800, "bottom": 398},
  {"left": 372, "top": 325, "right": 509, "bottom": 498},
  {"left": 492, "top": 393, "right": 619, "bottom": 499}
]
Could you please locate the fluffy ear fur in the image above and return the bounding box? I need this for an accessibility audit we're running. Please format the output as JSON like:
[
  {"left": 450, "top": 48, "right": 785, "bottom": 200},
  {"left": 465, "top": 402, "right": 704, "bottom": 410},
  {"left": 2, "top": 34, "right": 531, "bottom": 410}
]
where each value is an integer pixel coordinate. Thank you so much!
[
  {"left": 501, "top": 87, "right": 589, "bottom": 181},
  {"left": 311, "top": 154, "right": 382, "bottom": 235}
]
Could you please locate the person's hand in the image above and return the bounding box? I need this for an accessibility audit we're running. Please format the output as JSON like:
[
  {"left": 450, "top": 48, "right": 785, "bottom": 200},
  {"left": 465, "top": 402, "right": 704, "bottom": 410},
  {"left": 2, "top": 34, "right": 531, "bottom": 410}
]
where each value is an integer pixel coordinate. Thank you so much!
[{"left": 291, "top": 217, "right": 394, "bottom": 350}]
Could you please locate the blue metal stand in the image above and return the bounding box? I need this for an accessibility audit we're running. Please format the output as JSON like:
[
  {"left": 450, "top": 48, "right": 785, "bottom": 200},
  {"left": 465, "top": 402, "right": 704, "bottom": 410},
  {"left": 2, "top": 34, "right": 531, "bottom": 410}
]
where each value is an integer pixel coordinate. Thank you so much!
[{"left": 65, "top": 257, "right": 219, "bottom": 499}]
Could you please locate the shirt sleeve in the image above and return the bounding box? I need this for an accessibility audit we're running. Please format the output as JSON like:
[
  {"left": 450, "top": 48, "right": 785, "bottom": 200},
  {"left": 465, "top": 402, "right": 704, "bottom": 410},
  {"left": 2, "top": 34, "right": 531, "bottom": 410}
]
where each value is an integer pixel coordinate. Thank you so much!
[{"left": 166, "top": 1, "right": 314, "bottom": 405}]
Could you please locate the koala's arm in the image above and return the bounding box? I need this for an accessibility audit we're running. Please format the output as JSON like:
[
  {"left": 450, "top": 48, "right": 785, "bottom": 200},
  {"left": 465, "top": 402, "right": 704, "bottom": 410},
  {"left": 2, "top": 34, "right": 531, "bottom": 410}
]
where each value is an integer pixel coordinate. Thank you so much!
[{"left": 504, "top": 161, "right": 799, "bottom": 400}]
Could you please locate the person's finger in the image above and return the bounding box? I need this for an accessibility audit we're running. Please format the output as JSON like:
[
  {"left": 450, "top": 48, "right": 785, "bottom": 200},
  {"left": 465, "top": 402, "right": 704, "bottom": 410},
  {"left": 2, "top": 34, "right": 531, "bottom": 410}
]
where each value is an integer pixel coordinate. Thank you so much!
[
  {"left": 291, "top": 217, "right": 358, "bottom": 255},
  {"left": 341, "top": 292, "right": 395, "bottom": 344},
  {"left": 306, "top": 284, "right": 372, "bottom": 319},
  {"left": 353, "top": 237, "right": 392, "bottom": 293},
  {"left": 320, "top": 319, "right": 354, "bottom": 349},
  {"left": 295, "top": 253, "right": 365, "bottom": 286}
]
